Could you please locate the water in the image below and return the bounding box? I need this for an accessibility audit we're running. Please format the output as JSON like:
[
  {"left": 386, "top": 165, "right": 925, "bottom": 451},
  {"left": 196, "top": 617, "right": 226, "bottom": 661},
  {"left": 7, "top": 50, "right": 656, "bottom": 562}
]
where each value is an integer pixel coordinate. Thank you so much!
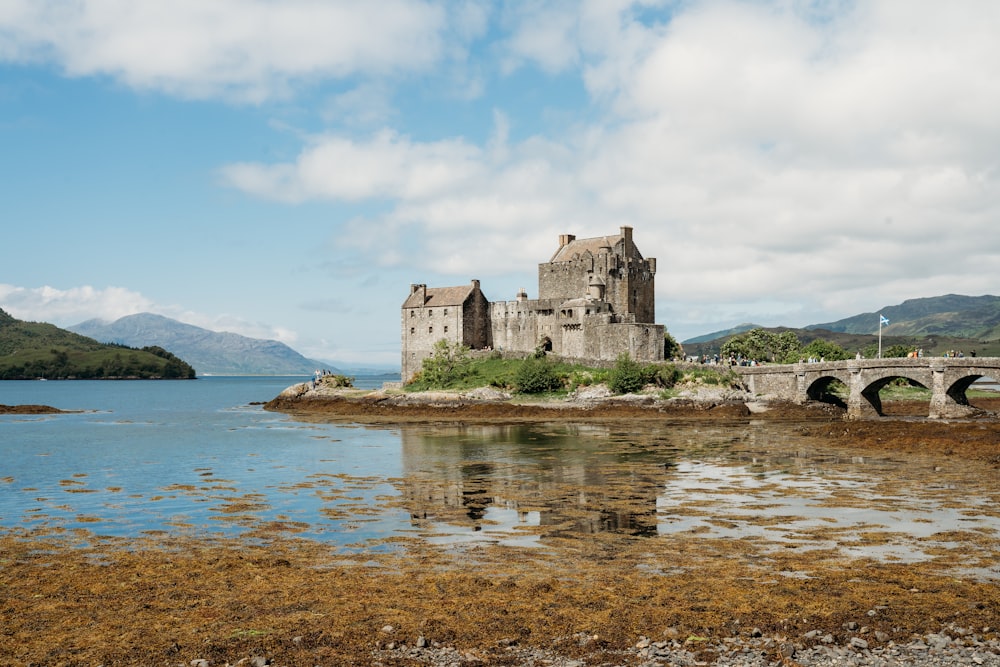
[{"left": 2, "top": 378, "right": 1000, "bottom": 572}]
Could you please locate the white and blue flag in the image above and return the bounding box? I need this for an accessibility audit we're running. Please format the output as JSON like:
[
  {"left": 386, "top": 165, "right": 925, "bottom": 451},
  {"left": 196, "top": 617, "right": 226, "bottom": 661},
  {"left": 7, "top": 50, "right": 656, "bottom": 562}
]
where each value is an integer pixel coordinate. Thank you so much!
[{"left": 880, "top": 315, "right": 890, "bottom": 326}]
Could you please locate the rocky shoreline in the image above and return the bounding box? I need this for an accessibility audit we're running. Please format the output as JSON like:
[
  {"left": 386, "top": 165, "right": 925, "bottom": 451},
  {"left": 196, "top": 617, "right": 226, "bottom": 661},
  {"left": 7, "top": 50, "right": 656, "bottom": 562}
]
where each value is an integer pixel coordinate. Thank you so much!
[{"left": 262, "top": 380, "right": 842, "bottom": 423}]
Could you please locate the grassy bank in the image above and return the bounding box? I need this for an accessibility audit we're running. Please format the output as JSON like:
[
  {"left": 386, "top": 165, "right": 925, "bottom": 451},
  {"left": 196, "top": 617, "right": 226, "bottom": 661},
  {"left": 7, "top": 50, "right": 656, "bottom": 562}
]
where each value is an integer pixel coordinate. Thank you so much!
[{"left": 403, "top": 347, "right": 742, "bottom": 398}]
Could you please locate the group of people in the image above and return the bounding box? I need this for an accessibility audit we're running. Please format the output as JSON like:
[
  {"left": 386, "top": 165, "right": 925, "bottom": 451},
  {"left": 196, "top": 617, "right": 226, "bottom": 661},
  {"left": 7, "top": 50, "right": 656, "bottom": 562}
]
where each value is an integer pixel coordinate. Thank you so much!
[{"left": 311, "top": 368, "right": 337, "bottom": 388}]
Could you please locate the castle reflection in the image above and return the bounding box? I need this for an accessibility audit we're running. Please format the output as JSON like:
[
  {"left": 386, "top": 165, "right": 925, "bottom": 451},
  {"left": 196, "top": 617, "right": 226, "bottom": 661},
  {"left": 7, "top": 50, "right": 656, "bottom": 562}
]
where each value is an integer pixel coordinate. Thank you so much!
[
  {"left": 389, "top": 420, "right": 902, "bottom": 546},
  {"left": 396, "top": 423, "right": 673, "bottom": 541}
]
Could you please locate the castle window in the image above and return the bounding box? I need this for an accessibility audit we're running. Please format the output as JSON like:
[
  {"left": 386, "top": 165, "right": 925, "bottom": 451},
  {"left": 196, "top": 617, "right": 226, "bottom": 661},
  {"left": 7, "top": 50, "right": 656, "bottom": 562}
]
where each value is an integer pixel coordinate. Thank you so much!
[
  {"left": 444, "top": 326, "right": 449, "bottom": 333},
  {"left": 428, "top": 309, "right": 433, "bottom": 316},
  {"left": 428, "top": 326, "right": 433, "bottom": 334},
  {"left": 410, "top": 310, "right": 415, "bottom": 318},
  {"left": 410, "top": 327, "right": 415, "bottom": 335},
  {"left": 443, "top": 308, "right": 448, "bottom": 316}
]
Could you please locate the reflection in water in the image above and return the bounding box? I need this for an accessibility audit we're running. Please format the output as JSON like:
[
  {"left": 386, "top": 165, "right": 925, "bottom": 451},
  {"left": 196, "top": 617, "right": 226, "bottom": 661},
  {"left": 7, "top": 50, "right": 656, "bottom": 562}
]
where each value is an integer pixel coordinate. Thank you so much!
[
  {"left": 392, "top": 422, "right": 1000, "bottom": 570},
  {"left": 398, "top": 424, "right": 670, "bottom": 541},
  {"left": 4, "top": 392, "right": 999, "bottom": 572}
]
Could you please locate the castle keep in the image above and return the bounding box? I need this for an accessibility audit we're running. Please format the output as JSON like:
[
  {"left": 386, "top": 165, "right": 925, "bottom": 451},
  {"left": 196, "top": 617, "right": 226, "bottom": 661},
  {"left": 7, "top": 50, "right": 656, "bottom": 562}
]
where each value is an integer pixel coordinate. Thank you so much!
[{"left": 401, "top": 226, "right": 664, "bottom": 381}]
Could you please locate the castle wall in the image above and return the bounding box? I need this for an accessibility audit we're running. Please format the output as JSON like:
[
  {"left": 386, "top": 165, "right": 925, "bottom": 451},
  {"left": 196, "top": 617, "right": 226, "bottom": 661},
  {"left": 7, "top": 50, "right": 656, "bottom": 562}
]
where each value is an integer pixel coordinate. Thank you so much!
[
  {"left": 587, "top": 322, "right": 664, "bottom": 362},
  {"left": 489, "top": 300, "right": 558, "bottom": 354}
]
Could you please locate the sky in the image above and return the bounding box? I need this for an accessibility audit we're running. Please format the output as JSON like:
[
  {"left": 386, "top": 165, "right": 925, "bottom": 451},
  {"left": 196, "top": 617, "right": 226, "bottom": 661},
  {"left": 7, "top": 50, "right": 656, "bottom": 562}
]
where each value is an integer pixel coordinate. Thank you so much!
[{"left": 2, "top": 1, "right": 999, "bottom": 368}]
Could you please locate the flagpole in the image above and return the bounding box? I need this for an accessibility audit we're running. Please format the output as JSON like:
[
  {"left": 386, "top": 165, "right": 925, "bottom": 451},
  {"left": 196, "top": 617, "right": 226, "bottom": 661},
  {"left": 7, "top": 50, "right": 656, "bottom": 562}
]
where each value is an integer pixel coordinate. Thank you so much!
[{"left": 878, "top": 314, "right": 888, "bottom": 358}]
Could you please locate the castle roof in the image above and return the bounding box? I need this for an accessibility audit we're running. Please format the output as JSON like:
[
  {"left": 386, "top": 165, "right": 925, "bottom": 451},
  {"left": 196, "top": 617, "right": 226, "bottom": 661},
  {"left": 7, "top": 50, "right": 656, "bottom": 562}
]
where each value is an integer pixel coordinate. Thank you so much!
[
  {"left": 550, "top": 233, "right": 643, "bottom": 262},
  {"left": 402, "top": 284, "right": 477, "bottom": 309}
]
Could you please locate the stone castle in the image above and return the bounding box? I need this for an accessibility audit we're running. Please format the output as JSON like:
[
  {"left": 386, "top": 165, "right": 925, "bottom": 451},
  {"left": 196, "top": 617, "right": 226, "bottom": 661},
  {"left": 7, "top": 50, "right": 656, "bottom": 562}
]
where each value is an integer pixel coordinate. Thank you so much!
[{"left": 401, "top": 226, "right": 664, "bottom": 381}]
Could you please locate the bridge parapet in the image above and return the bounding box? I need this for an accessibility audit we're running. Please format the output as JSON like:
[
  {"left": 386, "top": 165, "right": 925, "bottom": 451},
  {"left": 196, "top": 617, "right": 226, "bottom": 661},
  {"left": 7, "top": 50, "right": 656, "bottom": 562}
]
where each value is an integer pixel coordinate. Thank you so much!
[{"left": 733, "top": 357, "right": 1000, "bottom": 419}]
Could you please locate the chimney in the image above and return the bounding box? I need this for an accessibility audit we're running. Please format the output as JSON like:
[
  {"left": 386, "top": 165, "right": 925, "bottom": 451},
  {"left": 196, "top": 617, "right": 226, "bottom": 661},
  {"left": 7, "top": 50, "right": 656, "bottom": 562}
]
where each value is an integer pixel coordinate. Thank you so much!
[
  {"left": 471, "top": 279, "right": 480, "bottom": 290},
  {"left": 517, "top": 287, "right": 528, "bottom": 302},
  {"left": 410, "top": 284, "right": 427, "bottom": 303},
  {"left": 620, "top": 226, "right": 633, "bottom": 254},
  {"left": 559, "top": 234, "right": 576, "bottom": 248}
]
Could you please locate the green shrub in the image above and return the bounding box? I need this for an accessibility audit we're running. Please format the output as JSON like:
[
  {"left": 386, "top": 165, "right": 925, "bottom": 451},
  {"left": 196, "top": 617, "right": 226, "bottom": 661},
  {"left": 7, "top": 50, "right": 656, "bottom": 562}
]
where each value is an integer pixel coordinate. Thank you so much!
[
  {"left": 648, "top": 363, "right": 681, "bottom": 388},
  {"left": 514, "top": 356, "right": 564, "bottom": 394},
  {"left": 318, "top": 374, "right": 354, "bottom": 388},
  {"left": 413, "top": 339, "right": 474, "bottom": 389},
  {"left": 608, "top": 354, "right": 646, "bottom": 394}
]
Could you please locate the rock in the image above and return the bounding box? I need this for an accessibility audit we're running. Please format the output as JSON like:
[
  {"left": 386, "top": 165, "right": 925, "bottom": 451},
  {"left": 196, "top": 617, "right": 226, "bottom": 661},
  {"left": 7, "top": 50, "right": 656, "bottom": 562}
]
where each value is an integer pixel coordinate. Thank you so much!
[{"left": 850, "top": 637, "right": 869, "bottom": 650}]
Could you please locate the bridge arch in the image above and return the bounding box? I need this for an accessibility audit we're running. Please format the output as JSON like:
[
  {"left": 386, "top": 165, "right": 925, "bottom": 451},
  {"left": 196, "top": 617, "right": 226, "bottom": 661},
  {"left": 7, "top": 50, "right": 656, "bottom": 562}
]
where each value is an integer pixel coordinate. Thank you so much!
[
  {"left": 736, "top": 358, "right": 1000, "bottom": 419},
  {"left": 858, "top": 375, "right": 930, "bottom": 417},
  {"left": 804, "top": 375, "right": 849, "bottom": 409}
]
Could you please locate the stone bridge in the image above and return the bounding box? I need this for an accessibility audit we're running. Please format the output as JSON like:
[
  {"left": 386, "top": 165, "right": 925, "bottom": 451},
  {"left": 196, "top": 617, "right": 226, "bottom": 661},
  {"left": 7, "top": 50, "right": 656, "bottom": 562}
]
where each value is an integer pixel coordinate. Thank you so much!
[{"left": 735, "top": 357, "right": 1000, "bottom": 419}]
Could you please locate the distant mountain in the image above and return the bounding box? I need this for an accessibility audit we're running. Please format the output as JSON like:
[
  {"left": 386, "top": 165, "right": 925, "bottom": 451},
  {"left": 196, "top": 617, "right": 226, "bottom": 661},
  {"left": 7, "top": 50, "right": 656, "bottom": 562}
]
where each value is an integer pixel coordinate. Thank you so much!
[
  {"left": 70, "top": 313, "right": 335, "bottom": 376},
  {"left": 0, "top": 308, "right": 195, "bottom": 380},
  {"left": 681, "top": 294, "right": 1000, "bottom": 358},
  {"left": 682, "top": 323, "right": 761, "bottom": 344},
  {"left": 807, "top": 294, "right": 1000, "bottom": 339}
]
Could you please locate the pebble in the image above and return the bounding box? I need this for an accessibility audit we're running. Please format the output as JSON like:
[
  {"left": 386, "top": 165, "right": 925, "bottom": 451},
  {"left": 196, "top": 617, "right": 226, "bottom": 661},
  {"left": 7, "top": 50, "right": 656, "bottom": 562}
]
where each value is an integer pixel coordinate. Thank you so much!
[{"left": 183, "top": 626, "right": 1000, "bottom": 666}]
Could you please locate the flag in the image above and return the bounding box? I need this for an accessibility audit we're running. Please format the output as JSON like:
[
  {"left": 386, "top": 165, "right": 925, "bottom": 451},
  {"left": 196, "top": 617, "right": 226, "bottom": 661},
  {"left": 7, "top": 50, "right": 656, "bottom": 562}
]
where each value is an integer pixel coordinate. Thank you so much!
[{"left": 880, "top": 315, "right": 889, "bottom": 326}]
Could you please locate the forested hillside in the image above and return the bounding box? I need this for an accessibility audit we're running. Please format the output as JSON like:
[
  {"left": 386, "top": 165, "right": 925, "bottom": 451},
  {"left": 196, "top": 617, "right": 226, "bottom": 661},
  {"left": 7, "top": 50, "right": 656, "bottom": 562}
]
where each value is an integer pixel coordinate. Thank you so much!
[{"left": 0, "top": 308, "right": 196, "bottom": 379}]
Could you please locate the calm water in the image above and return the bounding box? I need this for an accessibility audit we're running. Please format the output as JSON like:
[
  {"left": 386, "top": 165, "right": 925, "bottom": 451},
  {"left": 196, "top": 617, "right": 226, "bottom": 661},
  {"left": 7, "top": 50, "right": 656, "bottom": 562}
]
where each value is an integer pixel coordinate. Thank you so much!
[{"left": 2, "top": 378, "right": 1000, "bottom": 571}]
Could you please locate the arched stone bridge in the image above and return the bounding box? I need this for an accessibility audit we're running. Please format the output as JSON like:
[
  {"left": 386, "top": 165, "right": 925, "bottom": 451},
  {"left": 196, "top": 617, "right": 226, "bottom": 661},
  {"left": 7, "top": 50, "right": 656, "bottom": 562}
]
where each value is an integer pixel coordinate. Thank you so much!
[{"left": 735, "top": 357, "right": 1000, "bottom": 419}]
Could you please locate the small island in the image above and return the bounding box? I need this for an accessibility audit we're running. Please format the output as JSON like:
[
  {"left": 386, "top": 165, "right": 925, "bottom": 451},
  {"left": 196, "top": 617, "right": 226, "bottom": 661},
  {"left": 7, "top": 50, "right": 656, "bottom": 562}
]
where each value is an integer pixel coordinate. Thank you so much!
[{"left": 0, "top": 403, "right": 71, "bottom": 414}]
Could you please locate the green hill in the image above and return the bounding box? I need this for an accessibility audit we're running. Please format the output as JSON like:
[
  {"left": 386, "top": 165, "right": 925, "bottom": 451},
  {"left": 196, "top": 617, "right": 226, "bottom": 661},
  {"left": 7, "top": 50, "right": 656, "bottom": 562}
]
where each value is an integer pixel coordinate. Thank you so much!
[
  {"left": 807, "top": 294, "right": 1000, "bottom": 339},
  {"left": 0, "top": 308, "right": 196, "bottom": 380},
  {"left": 681, "top": 295, "right": 1000, "bottom": 358}
]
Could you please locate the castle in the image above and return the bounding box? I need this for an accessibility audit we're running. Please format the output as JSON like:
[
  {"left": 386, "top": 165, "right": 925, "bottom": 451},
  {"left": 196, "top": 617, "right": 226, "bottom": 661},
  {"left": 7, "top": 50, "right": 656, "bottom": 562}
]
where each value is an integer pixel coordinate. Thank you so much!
[{"left": 401, "top": 226, "right": 664, "bottom": 381}]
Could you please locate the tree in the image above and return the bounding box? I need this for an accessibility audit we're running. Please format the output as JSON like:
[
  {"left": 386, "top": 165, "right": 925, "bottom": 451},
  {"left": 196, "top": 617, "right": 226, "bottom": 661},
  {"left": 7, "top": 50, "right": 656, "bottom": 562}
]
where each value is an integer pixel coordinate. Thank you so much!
[
  {"left": 800, "top": 339, "right": 850, "bottom": 361},
  {"left": 882, "top": 344, "right": 916, "bottom": 359},
  {"left": 721, "top": 328, "right": 801, "bottom": 363},
  {"left": 418, "top": 339, "right": 474, "bottom": 387},
  {"left": 663, "top": 330, "right": 682, "bottom": 360}
]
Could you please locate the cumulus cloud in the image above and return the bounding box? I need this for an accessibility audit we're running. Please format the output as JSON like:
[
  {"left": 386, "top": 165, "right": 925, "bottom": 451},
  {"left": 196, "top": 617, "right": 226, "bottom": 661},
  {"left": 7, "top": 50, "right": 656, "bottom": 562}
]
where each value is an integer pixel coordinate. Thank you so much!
[
  {"left": 0, "top": 0, "right": 449, "bottom": 101},
  {"left": 220, "top": 0, "right": 1000, "bottom": 336},
  {"left": 220, "top": 129, "right": 487, "bottom": 202}
]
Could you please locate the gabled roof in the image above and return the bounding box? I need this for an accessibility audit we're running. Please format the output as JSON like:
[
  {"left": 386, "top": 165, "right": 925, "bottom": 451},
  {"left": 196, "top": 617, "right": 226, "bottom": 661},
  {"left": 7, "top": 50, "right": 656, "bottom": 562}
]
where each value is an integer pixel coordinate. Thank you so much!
[
  {"left": 550, "top": 233, "right": 643, "bottom": 262},
  {"left": 402, "top": 284, "right": 477, "bottom": 309}
]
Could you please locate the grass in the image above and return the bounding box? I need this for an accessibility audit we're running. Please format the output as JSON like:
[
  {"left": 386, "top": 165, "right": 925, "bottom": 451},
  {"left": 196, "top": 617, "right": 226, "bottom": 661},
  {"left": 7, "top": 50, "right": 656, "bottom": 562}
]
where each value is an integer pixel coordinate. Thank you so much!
[{"left": 404, "top": 355, "right": 741, "bottom": 396}]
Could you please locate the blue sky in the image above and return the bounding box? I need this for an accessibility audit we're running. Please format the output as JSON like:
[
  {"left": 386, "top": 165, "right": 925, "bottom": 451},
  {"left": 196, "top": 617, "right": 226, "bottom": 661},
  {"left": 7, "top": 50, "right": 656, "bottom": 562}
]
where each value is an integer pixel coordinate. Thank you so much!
[{"left": 2, "top": 1, "right": 1000, "bottom": 368}]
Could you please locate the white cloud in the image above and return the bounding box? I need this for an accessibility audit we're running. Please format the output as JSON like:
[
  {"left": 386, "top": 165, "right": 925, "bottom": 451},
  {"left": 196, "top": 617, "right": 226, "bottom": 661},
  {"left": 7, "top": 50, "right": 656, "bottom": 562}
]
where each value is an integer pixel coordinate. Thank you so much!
[
  {"left": 0, "top": 284, "right": 299, "bottom": 344},
  {"left": 220, "top": 129, "right": 487, "bottom": 202},
  {"left": 219, "top": 0, "right": 1000, "bottom": 339},
  {"left": 0, "top": 284, "right": 155, "bottom": 325},
  {"left": 0, "top": 0, "right": 449, "bottom": 102}
]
